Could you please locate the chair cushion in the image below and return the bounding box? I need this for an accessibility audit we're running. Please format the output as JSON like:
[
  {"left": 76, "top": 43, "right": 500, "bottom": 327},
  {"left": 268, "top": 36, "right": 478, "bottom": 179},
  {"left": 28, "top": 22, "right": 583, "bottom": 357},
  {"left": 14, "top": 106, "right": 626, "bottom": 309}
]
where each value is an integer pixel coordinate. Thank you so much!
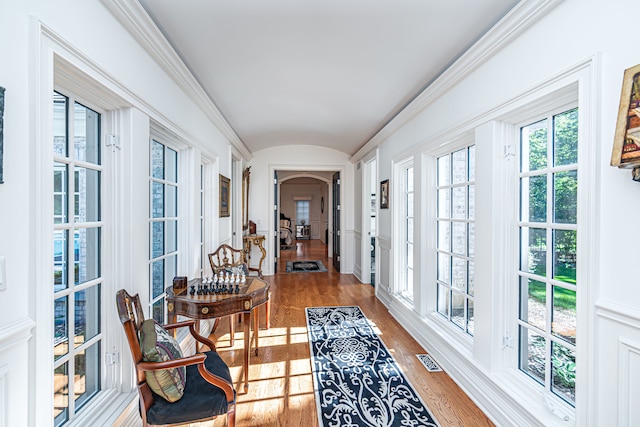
[
  {"left": 139, "top": 319, "right": 186, "bottom": 402},
  {"left": 146, "top": 350, "right": 234, "bottom": 425}
]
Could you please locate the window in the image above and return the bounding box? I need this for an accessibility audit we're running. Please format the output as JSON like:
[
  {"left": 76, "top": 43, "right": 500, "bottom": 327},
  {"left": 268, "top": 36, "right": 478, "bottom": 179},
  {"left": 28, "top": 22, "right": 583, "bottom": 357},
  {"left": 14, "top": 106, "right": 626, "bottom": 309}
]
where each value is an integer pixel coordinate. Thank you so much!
[
  {"left": 436, "top": 145, "right": 475, "bottom": 336},
  {"left": 399, "top": 163, "right": 414, "bottom": 300},
  {"left": 149, "top": 140, "right": 178, "bottom": 323},
  {"left": 517, "top": 108, "right": 577, "bottom": 406},
  {"left": 296, "top": 200, "right": 309, "bottom": 225},
  {"left": 53, "top": 91, "right": 103, "bottom": 426}
]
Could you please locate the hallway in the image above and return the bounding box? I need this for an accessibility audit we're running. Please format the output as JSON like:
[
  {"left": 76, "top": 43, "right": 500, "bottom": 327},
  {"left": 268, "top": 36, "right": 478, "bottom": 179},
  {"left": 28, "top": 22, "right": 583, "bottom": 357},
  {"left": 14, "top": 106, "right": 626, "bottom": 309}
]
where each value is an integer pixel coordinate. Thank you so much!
[{"left": 206, "top": 239, "right": 492, "bottom": 426}]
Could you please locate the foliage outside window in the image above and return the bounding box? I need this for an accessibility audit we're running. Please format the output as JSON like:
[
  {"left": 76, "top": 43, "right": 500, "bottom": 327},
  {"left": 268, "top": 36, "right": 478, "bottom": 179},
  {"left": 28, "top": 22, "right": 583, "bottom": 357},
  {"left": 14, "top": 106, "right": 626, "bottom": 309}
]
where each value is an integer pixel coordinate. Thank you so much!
[
  {"left": 518, "top": 108, "right": 578, "bottom": 406},
  {"left": 53, "top": 91, "right": 102, "bottom": 426},
  {"left": 436, "top": 146, "right": 475, "bottom": 336},
  {"left": 149, "top": 140, "right": 178, "bottom": 323}
]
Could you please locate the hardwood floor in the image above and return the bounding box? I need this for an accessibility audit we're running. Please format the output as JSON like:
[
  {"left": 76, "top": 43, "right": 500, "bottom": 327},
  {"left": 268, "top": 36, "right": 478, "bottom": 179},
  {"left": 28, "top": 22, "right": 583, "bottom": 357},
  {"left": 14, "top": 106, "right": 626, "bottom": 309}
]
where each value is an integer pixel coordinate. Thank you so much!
[{"left": 195, "top": 239, "right": 493, "bottom": 427}]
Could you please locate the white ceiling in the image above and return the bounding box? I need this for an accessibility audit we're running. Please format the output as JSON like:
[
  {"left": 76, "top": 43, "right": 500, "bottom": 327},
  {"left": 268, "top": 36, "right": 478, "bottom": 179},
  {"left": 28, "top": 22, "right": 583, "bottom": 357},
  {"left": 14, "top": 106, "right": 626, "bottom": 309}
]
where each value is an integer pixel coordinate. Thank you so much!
[{"left": 138, "top": 0, "right": 520, "bottom": 156}]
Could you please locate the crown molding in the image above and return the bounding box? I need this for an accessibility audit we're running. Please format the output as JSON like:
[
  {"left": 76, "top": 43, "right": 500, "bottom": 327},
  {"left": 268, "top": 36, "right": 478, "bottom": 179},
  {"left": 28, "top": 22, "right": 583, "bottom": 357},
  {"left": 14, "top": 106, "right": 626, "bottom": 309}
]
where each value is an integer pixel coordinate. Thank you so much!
[
  {"left": 101, "top": 0, "right": 252, "bottom": 161},
  {"left": 351, "top": 0, "right": 564, "bottom": 162}
]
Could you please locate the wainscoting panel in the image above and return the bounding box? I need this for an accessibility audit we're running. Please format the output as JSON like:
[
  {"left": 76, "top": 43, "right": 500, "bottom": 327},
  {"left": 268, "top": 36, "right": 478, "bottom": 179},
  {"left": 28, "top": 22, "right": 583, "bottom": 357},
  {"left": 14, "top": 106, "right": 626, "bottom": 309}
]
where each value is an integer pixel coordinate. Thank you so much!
[
  {"left": 310, "top": 220, "right": 321, "bottom": 239},
  {"left": 353, "top": 231, "right": 362, "bottom": 281},
  {"left": 595, "top": 300, "right": 640, "bottom": 427},
  {"left": 378, "top": 237, "right": 391, "bottom": 294},
  {"left": 0, "top": 364, "right": 7, "bottom": 427},
  {"left": 619, "top": 337, "right": 640, "bottom": 427}
]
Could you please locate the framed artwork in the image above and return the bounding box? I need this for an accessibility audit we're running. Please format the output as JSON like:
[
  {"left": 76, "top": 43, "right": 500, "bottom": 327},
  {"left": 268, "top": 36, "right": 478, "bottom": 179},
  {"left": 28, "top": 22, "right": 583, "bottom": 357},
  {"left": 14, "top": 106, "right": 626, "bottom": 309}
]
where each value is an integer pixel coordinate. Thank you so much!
[
  {"left": 611, "top": 63, "right": 640, "bottom": 169},
  {"left": 219, "top": 174, "right": 230, "bottom": 217},
  {"left": 380, "top": 179, "right": 389, "bottom": 209},
  {"left": 242, "top": 166, "right": 251, "bottom": 230}
]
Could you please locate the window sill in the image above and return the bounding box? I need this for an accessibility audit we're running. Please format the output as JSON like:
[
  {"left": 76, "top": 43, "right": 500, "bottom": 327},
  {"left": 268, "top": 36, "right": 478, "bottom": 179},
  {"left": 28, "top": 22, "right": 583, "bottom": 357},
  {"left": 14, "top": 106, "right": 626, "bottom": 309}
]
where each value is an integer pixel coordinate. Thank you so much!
[{"left": 66, "top": 389, "right": 138, "bottom": 427}]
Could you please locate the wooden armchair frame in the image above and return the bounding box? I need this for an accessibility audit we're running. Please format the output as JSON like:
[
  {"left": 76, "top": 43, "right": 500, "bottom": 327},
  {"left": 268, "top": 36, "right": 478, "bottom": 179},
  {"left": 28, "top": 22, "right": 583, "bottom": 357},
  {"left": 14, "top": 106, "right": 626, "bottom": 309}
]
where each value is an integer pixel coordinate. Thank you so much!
[
  {"left": 116, "top": 289, "right": 236, "bottom": 427},
  {"left": 208, "top": 244, "right": 271, "bottom": 342}
]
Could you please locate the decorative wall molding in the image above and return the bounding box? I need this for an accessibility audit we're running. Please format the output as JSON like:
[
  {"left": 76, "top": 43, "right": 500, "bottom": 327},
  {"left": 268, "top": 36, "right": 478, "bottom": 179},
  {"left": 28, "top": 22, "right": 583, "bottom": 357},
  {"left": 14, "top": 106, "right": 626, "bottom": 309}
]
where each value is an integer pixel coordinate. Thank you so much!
[
  {"left": 100, "top": 0, "right": 251, "bottom": 160},
  {"left": 377, "top": 237, "right": 392, "bottom": 294},
  {"left": 618, "top": 337, "right": 640, "bottom": 427},
  {"left": 351, "top": 0, "right": 563, "bottom": 162},
  {"left": 0, "top": 364, "right": 7, "bottom": 427},
  {"left": 0, "top": 317, "right": 35, "bottom": 353},
  {"left": 353, "top": 231, "right": 363, "bottom": 281},
  {"left": 595, "top": 299, "right": 640, "bottom": 328}
]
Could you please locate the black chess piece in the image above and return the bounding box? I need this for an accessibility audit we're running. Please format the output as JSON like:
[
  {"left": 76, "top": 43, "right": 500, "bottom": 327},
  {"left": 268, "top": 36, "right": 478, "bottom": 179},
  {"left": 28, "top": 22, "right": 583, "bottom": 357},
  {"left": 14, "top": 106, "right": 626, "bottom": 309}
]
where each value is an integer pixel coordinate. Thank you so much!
[
  {"left": 190, "top": 285, "right": 196, "bottom": 295},
  {"left": 235, "top": 284, "right": 240, "bottom": 293}
]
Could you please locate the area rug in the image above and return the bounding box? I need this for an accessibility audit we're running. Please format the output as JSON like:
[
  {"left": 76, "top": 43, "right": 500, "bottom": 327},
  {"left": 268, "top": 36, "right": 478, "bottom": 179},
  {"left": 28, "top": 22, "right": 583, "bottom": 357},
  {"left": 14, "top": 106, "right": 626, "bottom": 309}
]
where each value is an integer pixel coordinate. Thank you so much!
[
  {"left": 305, "top": 306, "right": 439, "bottom": 427},
  {"left": 280, "top": 244, "right": 297, "bottom": 251},
  {"left": 286, "top": 260, "right": 327, "bottom": 273}
]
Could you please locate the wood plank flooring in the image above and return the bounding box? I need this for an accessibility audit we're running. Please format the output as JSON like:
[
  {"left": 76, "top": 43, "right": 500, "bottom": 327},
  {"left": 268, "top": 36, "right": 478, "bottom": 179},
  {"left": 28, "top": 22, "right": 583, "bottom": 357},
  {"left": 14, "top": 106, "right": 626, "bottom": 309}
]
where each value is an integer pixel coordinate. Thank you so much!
[{"left": 195, "top": 239, "right": 493, "bottom": 427}]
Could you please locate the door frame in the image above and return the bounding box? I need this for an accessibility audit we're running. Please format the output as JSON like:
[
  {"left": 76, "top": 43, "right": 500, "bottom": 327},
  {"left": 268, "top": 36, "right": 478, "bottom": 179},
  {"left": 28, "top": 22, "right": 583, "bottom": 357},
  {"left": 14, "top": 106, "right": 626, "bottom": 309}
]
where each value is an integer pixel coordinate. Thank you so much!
[
  {"left": 268, "top": 165, "right": 345, "bottom": 274},
  {"left": 361, "top": 151, "right": 378, "bottom": 286}
]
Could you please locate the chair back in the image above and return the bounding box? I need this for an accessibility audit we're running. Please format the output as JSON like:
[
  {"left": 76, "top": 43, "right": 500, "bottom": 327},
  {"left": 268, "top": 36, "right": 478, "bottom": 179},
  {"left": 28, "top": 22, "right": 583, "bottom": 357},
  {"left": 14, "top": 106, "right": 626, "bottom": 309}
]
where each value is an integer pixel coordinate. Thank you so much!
[
  {"left": 208, "top": 244, "right": 246, "bottom": 275},
  {"left": 115, "top": 289, "right": 155, "bottom": 416}
]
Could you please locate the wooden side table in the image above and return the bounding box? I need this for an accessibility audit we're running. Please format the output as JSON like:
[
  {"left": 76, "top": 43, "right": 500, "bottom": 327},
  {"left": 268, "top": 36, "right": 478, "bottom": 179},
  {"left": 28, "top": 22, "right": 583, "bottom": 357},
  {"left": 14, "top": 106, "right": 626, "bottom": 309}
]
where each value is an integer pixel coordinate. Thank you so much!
[
  {"left": 167, "top": 277, "right": 270, "bottom": 391},
  {"left": 243, "top": 234, "right": 266, "bottom": 278}
]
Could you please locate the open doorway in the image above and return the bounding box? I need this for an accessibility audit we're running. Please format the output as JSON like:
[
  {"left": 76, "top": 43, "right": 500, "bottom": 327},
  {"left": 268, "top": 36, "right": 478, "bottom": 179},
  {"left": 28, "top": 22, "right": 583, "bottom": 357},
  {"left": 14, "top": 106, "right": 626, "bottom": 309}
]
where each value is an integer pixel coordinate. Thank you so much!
[
  {"left": 275, "top": 170, "right": 335, "bottom": 270},
  {"left": 365, "top": 158, "right": 377, "bottom": 286}
]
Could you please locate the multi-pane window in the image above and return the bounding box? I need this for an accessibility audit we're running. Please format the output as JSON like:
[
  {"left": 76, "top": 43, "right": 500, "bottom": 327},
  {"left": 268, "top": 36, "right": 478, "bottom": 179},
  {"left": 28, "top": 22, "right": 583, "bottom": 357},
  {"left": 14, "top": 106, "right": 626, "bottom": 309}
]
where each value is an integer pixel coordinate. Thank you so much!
[
  {"left": 401, "top": 166, "right": 414, "bottom": 300},
  {"left": 436, "top": 146, "right": 475, "bottom": 336},
  {"left": 53, "top": 92, "right": 102, "bottom": 426},
  {"left": 296, "top": 200, "right": 309, "bottom": 225},
  {"left": 517, "top": 108, "right": 578, "bottom": 406},
  {"left": 149, "top": 140, "right": 178, "bottom": 323}
]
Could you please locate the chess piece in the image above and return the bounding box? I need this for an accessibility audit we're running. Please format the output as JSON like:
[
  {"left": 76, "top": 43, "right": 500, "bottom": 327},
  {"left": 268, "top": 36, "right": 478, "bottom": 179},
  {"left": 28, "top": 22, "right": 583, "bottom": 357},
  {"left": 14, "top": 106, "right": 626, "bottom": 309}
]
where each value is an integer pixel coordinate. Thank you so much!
[{"left": 190, "top": 285, "right": 196, "bottom": 295}]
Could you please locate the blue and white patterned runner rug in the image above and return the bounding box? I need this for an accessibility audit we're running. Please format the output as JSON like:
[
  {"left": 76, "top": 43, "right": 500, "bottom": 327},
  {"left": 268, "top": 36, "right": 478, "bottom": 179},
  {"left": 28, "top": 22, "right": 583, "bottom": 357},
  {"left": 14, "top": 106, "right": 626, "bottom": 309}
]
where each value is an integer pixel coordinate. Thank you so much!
[{"left": 306, "top": 306, "right": 439, "bottom": 427}]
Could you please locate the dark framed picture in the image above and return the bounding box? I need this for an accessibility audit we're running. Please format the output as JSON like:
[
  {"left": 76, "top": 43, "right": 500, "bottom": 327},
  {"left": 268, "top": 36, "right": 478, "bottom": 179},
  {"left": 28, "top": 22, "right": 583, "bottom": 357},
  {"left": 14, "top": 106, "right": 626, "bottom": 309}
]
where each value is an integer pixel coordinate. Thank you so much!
[
  {"left": 380, "top": 179, "right": 389, "bottom": 209},
  {"left": 611, "top": 63, "right": 640, "bottom": 168},
  {"left": 219, "top": 174, "right": 230, "bottom": 217}
]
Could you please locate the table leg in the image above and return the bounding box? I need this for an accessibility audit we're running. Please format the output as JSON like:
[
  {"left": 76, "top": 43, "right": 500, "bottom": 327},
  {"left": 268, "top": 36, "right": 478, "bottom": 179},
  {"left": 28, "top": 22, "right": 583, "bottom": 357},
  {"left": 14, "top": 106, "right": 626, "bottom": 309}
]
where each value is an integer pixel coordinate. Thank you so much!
[
  {"left": 229, "top": 314, "right": 235, "bottom": 347},
  {"left": 243, "top": 311, "right": 251, "bottom": 392},
  {"left": 253, "top": 307, "right": 259, "bottom": 356},
  {"left": 265, "top": 295, "right": 271, "bottom": 329}
]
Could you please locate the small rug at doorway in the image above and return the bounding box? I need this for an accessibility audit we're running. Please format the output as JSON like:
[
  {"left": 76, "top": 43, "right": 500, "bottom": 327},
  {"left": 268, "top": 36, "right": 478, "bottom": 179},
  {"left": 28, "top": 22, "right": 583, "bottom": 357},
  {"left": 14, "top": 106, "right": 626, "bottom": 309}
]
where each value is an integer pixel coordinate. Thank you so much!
[
  {"left": 286, "top": 260, "right": 327, "bottom": 273},
  {"left": 280, "top": 244, "right": 297, "bottom": 251},
  {"left": 305, "top": 306, "right": 439, "bottom": 427},
  {"left": 416, "top": 354, "right": 442, "bottom": 372}
]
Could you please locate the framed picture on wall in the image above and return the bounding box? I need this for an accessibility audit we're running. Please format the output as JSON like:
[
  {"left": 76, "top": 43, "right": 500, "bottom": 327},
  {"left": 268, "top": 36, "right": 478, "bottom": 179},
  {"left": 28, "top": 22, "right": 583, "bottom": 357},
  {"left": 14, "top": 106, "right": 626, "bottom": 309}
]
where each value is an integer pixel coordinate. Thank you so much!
[
  {"left": 219, "top": 174, "right": 230, "bottom": 217},
  {"left": 611, "top": 63, "right": 640, "bottom": 169},
  {"left": 380, "top": 179, "right": 389, "bottom": 209}
]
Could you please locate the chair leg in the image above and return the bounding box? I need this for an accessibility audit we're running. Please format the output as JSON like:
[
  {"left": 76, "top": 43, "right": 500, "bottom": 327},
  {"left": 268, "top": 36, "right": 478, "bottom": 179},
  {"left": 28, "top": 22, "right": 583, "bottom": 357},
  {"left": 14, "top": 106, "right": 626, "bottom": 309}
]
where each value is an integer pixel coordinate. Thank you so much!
[{"left": 227, "top": 403, "right": 236, "bottom": 427}]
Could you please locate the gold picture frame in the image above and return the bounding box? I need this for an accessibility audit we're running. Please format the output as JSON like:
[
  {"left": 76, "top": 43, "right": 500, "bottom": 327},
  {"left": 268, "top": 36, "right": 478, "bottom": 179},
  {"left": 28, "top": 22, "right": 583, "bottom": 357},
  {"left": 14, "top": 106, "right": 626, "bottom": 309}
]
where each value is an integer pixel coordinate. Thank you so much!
[
  {"left": 242, "top": 166, "right": 251, "bottom": 231},
  {"left": 219, "top": 174, "right": 230, "bottom": 217},
  {"left": 611, "top": 63, "right": 640, "bottom": 169}
]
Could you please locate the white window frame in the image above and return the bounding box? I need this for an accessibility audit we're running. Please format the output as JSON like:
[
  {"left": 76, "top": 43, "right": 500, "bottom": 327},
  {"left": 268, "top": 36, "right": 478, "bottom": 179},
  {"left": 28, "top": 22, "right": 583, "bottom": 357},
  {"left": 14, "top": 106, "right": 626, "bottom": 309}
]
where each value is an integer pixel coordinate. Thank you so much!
[
  {"left": 393, "top": 157, "right": 414, "bottom": 303},
  {"left": 434, "top": 144, "right": 476, "bottom": 338},
  {"left": 52, "top": 90, "right": 105, "bottom": 427},
  {"left": 148, "top": 136, "right": 180, "bottom": 323},
  {"left": 514, "top": 104, "right": 579, "bottom": 410}
]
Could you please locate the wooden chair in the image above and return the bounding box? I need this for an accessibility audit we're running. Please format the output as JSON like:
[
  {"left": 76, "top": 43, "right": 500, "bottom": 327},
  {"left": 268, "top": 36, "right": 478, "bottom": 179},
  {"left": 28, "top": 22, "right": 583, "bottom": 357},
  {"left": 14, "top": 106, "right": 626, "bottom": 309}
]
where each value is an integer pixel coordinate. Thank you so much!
[
  {"left": 116, "top": 289, "right": 236, "bottom": 427},
  {"left": 208, "top": 244, "right": 271, "bottom": 343}
]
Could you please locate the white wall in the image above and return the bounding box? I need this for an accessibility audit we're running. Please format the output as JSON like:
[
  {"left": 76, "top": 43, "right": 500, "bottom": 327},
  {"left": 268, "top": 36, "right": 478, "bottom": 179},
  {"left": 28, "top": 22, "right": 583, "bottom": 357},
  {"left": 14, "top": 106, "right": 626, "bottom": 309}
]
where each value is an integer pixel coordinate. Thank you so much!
[
  {"left": 353, "top": 0, "right": 640, "bottom": 425},
  {"left": 248, "top": 145, "right": 354, "bottom": 274}
]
